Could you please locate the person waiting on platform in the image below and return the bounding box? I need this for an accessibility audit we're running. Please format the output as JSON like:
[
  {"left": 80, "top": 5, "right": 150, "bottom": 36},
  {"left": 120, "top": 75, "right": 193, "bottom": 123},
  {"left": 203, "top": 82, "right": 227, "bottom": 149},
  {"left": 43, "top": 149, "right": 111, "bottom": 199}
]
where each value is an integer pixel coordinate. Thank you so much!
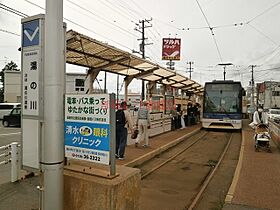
[
  {"left": 187, "top": 103, "right": 194, "bottom": 125},
  {"left": 170, "top": 108, "right": 178, "bottom": 131},
  {"left": 115, "top": 101, "right": 133, "bottom": 160},
  {"left": 176, "top": 104, "right": 182, "bottom": 129},
  {"left": 180, "top": 108, "right": 186, "bottom": 129},
  {"left": 135, "top": 100, "right": 151, "bottom": 148}
]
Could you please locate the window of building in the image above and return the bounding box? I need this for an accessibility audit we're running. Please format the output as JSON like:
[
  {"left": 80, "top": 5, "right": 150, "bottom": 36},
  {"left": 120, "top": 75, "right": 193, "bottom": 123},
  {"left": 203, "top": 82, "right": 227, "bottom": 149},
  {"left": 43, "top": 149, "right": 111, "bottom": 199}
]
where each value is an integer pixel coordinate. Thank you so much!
[
  {"left": 75, "top": 79, "right": 85, "bottom": 92},
  {"left": 272, "top": 91, "right": 280, "bottom": 96}
]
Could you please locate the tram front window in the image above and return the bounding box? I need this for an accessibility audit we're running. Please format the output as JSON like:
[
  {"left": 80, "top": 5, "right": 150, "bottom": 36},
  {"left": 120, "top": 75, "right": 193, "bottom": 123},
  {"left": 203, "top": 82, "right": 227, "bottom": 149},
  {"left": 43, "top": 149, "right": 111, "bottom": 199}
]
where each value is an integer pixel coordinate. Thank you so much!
[{"left": 204, "top": 84, "right": 241, "bottom": 113}]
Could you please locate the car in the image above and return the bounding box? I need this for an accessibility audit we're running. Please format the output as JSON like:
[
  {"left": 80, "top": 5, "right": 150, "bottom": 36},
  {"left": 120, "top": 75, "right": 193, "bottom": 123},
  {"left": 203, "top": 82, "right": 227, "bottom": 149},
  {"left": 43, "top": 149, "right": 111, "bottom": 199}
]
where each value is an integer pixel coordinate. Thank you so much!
[
  {"left": 268, "top": 108, "right": 280, "bottom": 123},
  {"left": 2, "top": 107, "right": 21, "bottom": 127},
  {"left": 0, "top": 103, "right": 21, "bottom": 119}
]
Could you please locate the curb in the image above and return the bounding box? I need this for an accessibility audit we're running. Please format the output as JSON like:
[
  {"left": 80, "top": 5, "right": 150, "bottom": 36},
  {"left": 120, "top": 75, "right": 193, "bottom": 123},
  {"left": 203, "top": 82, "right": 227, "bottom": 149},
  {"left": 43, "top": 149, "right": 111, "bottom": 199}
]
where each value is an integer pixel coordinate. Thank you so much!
[
  {"left": 225, "top": 128, "right": 246, "bottom": 203},
  {"left": 124, "top": 127, "right": 201, "bottom": 168}
]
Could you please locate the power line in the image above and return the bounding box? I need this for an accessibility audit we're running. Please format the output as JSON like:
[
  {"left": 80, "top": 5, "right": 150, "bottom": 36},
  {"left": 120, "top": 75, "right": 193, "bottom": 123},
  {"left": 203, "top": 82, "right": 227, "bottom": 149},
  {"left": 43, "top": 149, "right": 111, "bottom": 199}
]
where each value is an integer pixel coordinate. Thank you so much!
[
  {"left": 247, "top": 1, "right": 280, "bottom": 23},
  {"left": 0, "top": 3, "right": 28, "bottom": 17},
  {"left": 66, "top": 0, "right": 138, "bottom": 39},
  {"left": 195, "top": 0, "right": 223, "bottom": 62},
  {"left": 108, "top": 0, "right": 142, "bottom": 21},
  {"left": 0, "top": 28, "right": 20, "bottom": 36},
  {"left": 247, "top": 23, "right": 278, "bottom": 46},
  {"left": 23, "top": 0, "right": 134, "bottom": 52},
  {"left": 0, "top": 5, "right": 27, "bottom": 18},
  {"left": 117, "top": 0, "right": 149, "bottom": 19},
  {"left": 130, "top": 0, "right": 151, "bottom": 17},
  {"left": 95, "top": 0, "right": 138, "bottom": 22}
]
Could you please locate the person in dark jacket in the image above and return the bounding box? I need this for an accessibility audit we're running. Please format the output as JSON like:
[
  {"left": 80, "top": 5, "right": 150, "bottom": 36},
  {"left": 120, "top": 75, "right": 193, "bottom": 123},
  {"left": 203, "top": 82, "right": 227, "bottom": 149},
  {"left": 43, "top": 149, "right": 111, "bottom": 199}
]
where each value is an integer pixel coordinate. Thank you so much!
[{"left": 116, "top": 101, "right": 133, "bottom": 160}]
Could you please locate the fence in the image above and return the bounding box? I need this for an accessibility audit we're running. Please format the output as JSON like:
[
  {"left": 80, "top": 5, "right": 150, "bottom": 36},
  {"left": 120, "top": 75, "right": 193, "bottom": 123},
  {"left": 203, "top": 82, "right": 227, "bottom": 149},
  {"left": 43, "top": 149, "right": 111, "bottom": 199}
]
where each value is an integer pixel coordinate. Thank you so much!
[{"left": 0, "top": 142, "right": 21, "bottom": 182}]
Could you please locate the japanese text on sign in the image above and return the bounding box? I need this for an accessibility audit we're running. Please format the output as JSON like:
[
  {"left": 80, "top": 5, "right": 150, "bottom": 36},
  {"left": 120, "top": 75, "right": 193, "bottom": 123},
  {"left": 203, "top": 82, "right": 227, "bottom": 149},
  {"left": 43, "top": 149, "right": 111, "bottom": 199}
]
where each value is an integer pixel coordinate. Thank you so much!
[
  {"left": 22, "top": 50, "right": 39, "bottom": 116},
  {"left": 65, "top": 94, "right": 111, "bottom": 165},
  {"left": 162, "top": 38, "right": 181, "bottom": 60},
  {"left": 65, "top": 95, "right": 109, "bottom": 124}
]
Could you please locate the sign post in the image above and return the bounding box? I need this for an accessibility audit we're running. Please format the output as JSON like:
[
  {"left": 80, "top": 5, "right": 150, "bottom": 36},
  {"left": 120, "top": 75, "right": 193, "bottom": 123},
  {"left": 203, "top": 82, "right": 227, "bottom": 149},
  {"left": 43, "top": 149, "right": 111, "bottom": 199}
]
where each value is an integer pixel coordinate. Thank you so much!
[{"left": 21, "top": 14, "right": 45, "bottom": 171}]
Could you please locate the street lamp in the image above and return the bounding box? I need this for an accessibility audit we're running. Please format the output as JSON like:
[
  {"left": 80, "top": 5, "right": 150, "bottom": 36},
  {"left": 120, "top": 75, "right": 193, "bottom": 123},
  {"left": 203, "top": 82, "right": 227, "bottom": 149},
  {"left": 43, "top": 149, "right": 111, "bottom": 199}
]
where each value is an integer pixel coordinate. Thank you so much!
[{"left": 218, "top": 63, "right": 233, "bottom": 80}]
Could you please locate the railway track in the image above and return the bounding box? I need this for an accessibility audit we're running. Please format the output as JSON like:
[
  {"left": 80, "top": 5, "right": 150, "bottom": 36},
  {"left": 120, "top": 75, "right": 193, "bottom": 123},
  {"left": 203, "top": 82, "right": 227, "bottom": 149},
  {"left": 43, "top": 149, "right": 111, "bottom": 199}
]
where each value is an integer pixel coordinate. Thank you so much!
[{"left": 137, "top": 130, "right": 240, "bottom": 210}]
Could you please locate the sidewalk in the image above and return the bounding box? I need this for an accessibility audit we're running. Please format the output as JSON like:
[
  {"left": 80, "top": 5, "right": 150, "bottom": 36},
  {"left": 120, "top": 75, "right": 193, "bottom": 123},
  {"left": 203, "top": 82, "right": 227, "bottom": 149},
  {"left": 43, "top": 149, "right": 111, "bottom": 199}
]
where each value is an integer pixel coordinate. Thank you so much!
[
  {"left": 0, "top": 124, "right": 201, "bottom": 210},
  {"left": 224, "top": 120, "right": 280, "bottom": 210}
]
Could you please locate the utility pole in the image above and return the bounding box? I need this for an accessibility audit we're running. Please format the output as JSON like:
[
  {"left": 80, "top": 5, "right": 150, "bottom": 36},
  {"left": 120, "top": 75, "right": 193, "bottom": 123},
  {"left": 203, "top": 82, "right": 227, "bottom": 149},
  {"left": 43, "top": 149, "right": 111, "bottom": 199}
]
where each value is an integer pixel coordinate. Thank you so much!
[
  {"left": 186, "top": 61, "right": 194, "bottom": 79},
  {"left": 249, "top": 65, "right": 257, "bottom": 109},
  {"left": 134, "top": 19, "right": 153, "bottom": 101}
]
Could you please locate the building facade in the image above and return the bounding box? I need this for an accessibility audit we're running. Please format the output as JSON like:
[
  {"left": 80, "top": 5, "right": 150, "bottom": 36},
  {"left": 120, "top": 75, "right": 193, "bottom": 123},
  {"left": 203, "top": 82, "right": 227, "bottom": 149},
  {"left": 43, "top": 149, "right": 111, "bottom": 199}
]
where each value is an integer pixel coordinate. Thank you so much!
[
  {"left": 257, "top": 81, "right": 280, "bottom": 109},
  {"left": 4, "top": 71, "right": 88, "bottom": 102}
]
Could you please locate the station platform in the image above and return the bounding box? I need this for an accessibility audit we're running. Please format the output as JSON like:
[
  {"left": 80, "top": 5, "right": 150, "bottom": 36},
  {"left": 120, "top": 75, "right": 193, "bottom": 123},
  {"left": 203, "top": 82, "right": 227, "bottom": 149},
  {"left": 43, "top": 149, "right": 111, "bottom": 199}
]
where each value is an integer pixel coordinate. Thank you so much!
[
  {"left": 117, "top": 123, "right": 201, "bottom": 167},
  {"left": 4, "top": 120, "right": 279, "bottom": 210},
  {"left": 224, "top": 120, "right": 280, "bottom": 210},
  {"left": 0, "top": 123, "right": 201, "bottom": 210}
]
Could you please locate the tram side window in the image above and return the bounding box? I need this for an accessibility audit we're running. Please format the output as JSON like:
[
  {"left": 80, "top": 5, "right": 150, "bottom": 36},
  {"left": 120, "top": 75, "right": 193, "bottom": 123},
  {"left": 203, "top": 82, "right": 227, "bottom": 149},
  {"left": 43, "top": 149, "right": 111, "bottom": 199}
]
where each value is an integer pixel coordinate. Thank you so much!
[{"left": 0, "top": 105, "right": 13, "bottom": 110}]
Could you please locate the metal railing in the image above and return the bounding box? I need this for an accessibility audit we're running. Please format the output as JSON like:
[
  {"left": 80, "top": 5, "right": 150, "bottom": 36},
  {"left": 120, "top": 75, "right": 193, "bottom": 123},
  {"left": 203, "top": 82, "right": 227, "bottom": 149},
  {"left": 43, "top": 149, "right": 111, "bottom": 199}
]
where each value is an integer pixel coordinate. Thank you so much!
[{"left": 0, "top": 142, "right": 21, "bottom": 182}]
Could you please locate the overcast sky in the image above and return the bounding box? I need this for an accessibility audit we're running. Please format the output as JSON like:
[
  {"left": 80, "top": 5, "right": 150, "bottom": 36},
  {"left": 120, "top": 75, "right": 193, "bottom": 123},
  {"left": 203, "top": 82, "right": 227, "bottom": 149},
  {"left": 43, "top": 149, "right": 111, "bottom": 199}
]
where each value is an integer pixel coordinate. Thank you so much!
[{"left": 1, "top": 0, "right": 280, "bottom": 93}]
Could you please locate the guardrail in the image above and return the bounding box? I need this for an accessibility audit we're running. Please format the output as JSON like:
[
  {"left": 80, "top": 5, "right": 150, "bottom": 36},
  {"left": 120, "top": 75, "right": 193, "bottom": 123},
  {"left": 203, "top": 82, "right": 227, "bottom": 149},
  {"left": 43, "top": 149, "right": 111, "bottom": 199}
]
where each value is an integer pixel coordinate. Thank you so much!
[
  {"left": 269, "top": 120, "right": 280, "bottom": 147},
  {"left": 0, "top": 142, "right": 21, "bottom": 182}
]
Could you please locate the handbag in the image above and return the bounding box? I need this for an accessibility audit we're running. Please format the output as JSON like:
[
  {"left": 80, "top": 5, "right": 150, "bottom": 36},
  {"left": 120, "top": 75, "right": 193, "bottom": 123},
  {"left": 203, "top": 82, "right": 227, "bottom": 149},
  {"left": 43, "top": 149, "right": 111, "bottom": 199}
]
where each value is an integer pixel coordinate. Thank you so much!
[{"left": 131, "top": 129, "right": 139, "bottom": 139}]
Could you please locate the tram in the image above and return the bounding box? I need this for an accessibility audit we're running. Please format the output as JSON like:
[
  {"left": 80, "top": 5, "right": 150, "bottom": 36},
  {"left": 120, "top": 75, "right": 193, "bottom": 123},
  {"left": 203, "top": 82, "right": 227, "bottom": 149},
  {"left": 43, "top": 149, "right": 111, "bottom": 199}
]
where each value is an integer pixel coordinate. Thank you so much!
[{"left": 202, "top": 80, "right": 244, "bottom": 129}]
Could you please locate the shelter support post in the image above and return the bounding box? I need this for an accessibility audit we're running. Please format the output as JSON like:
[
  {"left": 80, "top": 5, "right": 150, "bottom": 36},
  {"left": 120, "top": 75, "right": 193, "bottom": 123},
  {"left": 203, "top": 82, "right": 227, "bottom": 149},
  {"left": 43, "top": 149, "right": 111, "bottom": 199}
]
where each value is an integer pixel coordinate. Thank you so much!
[
  {"left": 86, "top": 69, "right": 100, "bottom": 94},
  {"left": 124, "top": 76, "right": 133, "bottom": 102},
  {"left": 146, "top": 81, "right": 156, "bottom": 103},
  {"left": 160, "top": 84, "right": 166, "bottom": 96}
]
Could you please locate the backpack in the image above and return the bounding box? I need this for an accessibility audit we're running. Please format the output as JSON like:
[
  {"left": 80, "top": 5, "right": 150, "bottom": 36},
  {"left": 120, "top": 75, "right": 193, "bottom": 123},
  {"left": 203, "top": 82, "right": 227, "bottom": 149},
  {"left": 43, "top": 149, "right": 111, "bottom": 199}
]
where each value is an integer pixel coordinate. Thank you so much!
[{"left": 116, "top": 110, "right": 126, "bottom": 127}]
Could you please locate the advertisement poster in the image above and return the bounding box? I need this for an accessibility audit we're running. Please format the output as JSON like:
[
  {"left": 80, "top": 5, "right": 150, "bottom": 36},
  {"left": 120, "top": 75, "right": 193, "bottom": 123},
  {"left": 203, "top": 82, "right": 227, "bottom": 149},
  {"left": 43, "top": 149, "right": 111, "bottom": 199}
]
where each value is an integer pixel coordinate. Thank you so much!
[
  {"left": 165, "top": 95, "right": 174, "bottom": 114},
  {"left": 64, "top": 94, "right": 111, "bottom": 165},
  {"left": 152, "top": 96, "right": 161, "bottom": 113},
  {"left": 162, "top": 38, "right": 181, "bottom": 60}
]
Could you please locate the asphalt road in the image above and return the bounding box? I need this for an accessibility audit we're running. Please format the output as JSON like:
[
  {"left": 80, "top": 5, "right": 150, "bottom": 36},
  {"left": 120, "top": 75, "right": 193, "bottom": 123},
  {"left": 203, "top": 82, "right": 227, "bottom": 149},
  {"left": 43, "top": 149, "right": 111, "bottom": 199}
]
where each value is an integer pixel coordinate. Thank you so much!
[{"left": 0, "top": 121, "right": 21, "bottom": 184}]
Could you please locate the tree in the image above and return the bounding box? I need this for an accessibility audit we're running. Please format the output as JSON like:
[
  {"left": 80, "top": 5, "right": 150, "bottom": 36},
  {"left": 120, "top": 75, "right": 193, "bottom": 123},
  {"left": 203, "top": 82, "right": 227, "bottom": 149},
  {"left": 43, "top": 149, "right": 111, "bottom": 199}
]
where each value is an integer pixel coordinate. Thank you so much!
[{"left": 0, "top": 61, "right": 20, "bottom": 102}]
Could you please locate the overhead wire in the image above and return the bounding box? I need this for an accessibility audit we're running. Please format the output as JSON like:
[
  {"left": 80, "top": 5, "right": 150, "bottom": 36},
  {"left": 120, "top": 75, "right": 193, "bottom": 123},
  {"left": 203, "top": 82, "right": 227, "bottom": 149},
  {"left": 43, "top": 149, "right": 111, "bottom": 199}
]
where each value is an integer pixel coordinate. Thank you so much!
[
  {"left": 195, "top": 0, "right": 223, "bottom": 62},
  {"left": 247, "top": 23, "right": 278, "bottom": 46},
  {"left": 0, "top": 3, "right": 28, "bottom": 17},
  {"left": 130, "top": 0, "right": 151, "bottom": 18},
  {"left": 117, "top": 0, "right": 148, "bottom": 19},
  {"left": 110, "top": 0, "right": 164, "bottom": 58},
  {"left": 108, "top": 0, "right": 142, "bottom": 21},
  {"left": 247, "top": 1, "right": 280, "bottom": 24},
  {"left": 2, "top": 0, "right": 280, "bottom": 83},
  {"left": 0, "top": 28, "right": 20, "bottom": 36},
  {"left": 23, "top": 0, "right": 134, "bottom": 52},
  {"left": 67, "top": 0, "right": 162, "bottom": 63},
  {"left": 259, "top": 48, "right": 280, "bottom": 66},
  {"left": 65, "top": 0, "right": 138, "bottom": 39},
  {"left": 95, "top": 0, "right": 138, "bottom": 22},
  {"left": 94, "top": 0, "right": 164, "bottom": 62},
  {"left": 0, "top": 4, "right": 28, "bottom": 18}
]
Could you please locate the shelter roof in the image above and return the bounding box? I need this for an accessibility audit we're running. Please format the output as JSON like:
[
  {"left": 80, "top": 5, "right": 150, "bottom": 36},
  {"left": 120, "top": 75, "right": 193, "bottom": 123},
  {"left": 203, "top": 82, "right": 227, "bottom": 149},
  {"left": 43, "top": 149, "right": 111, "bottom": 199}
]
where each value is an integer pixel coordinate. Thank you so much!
[{"left": 66, "top": 30, "right": 203, "bottom": 93}]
